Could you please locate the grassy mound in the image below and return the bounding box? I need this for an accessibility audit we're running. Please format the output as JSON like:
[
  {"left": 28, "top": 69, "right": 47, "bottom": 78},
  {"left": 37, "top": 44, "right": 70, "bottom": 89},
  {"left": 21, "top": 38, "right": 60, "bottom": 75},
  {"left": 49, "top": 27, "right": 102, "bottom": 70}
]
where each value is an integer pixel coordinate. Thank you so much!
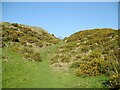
[
  {"left": 1, "top": 22, "right": 60, "bottom": 62},
  {"left": 51, "top": 28, "right": 119, "bottom": 88}
]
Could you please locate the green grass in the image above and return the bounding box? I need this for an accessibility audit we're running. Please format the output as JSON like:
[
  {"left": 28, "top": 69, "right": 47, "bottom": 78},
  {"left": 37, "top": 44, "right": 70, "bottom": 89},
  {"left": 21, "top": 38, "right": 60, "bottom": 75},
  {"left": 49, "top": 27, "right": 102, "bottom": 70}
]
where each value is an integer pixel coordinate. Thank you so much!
[
  {"left": 2, "top": 44, "right": 109, "bottom": 88},
  {"left": 0, "top": 48, "right": 2, "bottom": 89}
]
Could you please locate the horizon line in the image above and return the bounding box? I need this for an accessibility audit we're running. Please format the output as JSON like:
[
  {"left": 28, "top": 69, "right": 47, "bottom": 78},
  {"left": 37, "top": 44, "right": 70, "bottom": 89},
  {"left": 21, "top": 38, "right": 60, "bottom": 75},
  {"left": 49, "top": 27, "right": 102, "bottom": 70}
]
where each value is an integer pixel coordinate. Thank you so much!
[{"left": 1, "top": 21, "right": 118, "bottom": 39}]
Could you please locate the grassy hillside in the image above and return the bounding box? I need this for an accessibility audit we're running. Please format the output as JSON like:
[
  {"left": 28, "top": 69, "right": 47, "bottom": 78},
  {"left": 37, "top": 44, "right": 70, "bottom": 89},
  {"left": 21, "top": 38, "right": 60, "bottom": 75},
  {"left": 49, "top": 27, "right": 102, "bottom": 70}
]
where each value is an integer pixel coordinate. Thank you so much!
[
  {"left": 1, "top": 22, "right": 60, "bottom": 62},
  {"left": 1, "top": 22, "right": 119, "bottom": 88},
  {"left": 51, "top": 28, "right": 119, "bottom": 88},
  {"left": 2, "top": 43, "right": 109, "bottom": 88}
]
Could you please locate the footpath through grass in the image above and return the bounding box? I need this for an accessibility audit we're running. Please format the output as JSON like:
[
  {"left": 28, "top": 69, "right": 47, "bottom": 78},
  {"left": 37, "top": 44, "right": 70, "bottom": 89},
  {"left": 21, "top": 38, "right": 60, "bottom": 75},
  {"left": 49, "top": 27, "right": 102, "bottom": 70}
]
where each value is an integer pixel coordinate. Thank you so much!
[{"left": 2, "top": 43, "right": 109, "bottom": 88}]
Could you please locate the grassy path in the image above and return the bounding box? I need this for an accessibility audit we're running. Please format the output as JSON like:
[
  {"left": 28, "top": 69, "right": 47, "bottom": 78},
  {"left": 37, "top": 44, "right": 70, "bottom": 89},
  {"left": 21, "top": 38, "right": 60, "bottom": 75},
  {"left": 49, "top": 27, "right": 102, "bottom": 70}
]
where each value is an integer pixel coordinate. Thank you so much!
[{"left": 2, "top": 43, "right": 109, "bottom": 88}]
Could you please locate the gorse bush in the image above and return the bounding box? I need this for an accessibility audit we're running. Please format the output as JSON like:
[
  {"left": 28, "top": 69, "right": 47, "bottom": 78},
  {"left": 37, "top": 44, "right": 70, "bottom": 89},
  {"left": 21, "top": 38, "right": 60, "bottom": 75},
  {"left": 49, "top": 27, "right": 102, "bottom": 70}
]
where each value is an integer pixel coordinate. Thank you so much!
[
  {"left": 23, "top": 47, "right": 34, "bottom": 53},
  {"left": 11, "top": 23, "right": 19, "bottom": 27},
  {"left": 31, "top": 52, "right": 42, "bottom": 62},
  {"left": 108, "top": 73, "right": 120, "bottom": 88}
]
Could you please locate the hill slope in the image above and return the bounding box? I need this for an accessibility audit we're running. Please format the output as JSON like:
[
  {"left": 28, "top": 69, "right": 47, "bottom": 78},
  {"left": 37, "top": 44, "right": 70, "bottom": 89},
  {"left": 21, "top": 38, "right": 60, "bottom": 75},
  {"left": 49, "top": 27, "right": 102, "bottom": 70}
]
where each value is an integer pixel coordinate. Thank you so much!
[
  {"left": 1, "top": 23, "right": 119, "bottom": 88},
  {"left": 1, "top": 22, "right": 60, "bottom": 62},
  {"left": 51, "top": 28, "right": 119, "bottom": 88},
  {"left": 2, "top": 42, "right": 109, "bottom": 88}
]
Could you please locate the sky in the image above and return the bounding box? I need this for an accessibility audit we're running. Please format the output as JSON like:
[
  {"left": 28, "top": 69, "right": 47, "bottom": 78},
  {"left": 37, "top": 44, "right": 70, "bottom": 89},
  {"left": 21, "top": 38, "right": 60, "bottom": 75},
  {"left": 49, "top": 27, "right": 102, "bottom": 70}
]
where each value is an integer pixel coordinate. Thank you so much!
[{"left": 2, "top": 2, "right": 118, "bottom": 38}]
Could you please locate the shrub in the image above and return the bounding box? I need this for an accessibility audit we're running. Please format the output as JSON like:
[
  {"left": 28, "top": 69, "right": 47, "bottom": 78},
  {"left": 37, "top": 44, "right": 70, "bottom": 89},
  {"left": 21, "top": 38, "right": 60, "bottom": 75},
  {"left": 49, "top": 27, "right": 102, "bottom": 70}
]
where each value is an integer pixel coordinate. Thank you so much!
[
  {"left": 108, "top": 73, "right": 120, "bottom": 88},
  {"left": 61, "top": 56, "right": 70, "bottom": 62},
  {"left": 16, "top": 31, "right": 24, "bottom": 37},
  {"left": 11, "top": 23, "right": 19, "bottom": 27},
  {"left": 76, "top": 63, "right": 100, "bottom": 76},
  {"left": 51, "top": 58, "right": 59, "bottom": 64},
  {"left": 75, "top": 56, "right": 119, "bottom": 77},
  {"left": 71, "top": 62, "right": 80, "bottom": 68},
  {"left": 51, "top": 39, "right": 59, "bottom": 44},
  {"left": 27, "top": 37, "right": 38, "bottom": 43},
  {"left": 12, "top": 45, "right": 19, "bottom": 51},
  {"left": 2, "top": 37, "right": 9, "bottom": 42},
  {"left": 23, "top": 47, "right": 34, "bottom": 53},
  {"left": 21, "top": 40, "right": 26, "bottom": 45},
  {"left": 51, "top": 34, "right": 54, "bottom": 36},
  {"left": 31, "top": 52, "right": 42, "bottom": 62},
  {"left": 89, "top": 51, "right": 102, "bottom": 58},
  {"left": 81, "top": 45, "right": 89, "bottom": 53},
  {"left": 36, "top": 41, "right": 43, "bottom": 47},
  {"left": 23, "top": 53, "right": 31, "bottom": 60}
]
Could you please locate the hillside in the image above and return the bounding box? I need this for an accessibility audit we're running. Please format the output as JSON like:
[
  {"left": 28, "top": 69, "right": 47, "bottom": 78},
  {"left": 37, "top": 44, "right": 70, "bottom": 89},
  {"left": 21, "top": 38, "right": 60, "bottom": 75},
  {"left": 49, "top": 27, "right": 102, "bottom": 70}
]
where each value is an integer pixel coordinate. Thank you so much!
[
  {"left": 1, "top": 23, "right": 119, "bottom": 88},
  {"left": 1, "top": 22, "right": 60, "bottom": 62},
  {"left": 2, "top": 43, "right": 109, "bottom": 88},
  {"left": 51, "top": 28, "right": 119, "bottom": 88}
]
